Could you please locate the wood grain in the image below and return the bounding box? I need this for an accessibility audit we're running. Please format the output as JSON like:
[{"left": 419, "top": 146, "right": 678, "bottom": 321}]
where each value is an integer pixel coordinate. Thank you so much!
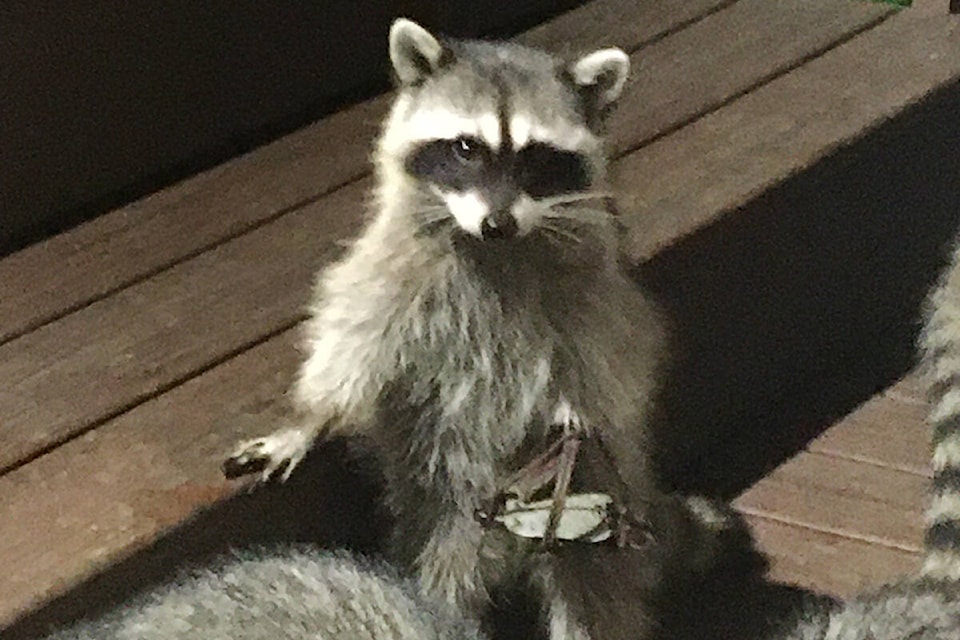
[
  {"left": 737, "top": 450, "right": 925, "bottom": 551},
  {"left": 520, "top": 0, "right": 732, "bottom": 53},
  {"left": 0, "top": 178, "right": 368, "bottom": 472},
  {"left": 607, "top": 0, "right": 892, "bottom": 156}
]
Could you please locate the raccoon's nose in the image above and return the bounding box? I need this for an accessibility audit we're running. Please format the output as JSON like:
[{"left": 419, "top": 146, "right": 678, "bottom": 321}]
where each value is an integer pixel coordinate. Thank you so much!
[{"left": 481, "top": 210, "right": 518, "bottom": 240}]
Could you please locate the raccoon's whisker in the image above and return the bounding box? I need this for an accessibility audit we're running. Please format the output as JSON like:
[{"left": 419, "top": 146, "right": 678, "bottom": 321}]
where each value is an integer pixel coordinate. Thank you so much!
[
  {"left": 415, "top": 206, "right": 448, "bottom": 216},
  {"left": 416, "top": 216, "right": 449, "bottom": 231},
  {"left": 413, "top": 205, "right": 449, "bottom": 219},
  {"left": 538, "top": 191, "right": 612, "bottom": 208},
  {"left": 543, "top": 206, "right": 612, "bottom": 226},
  {"left": 414, "top": 210, "right": 454, "bottom": 237},
  {"left": 540, "top": 223, "right": 583, "bottom": 245}
]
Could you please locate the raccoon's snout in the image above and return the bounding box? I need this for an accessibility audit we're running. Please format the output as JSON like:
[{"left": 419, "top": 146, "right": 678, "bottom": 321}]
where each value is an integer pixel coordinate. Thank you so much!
[{"left": 481, "top": 210, "right": 518, "bottom": 240}]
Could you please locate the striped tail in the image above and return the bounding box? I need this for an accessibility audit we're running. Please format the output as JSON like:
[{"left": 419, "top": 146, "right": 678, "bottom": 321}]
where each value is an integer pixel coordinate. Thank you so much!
[{"left": 920, "top": 248, "right": 960, "bottom": 581}]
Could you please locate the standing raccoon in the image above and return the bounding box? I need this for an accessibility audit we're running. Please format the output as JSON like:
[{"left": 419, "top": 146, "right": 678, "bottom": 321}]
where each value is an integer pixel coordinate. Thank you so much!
[
  {"left": 225, "top": 18, "right": 674, "bottom": 639},
  {"left": 42, "top": 547, "right": 486, "bottom": 640},
  {"left": 761, "top": 243, "right": 960, "bottom": 640}
]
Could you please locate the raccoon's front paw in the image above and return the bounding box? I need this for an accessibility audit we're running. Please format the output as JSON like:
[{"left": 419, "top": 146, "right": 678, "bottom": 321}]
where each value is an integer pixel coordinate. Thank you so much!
[{"left": 222, "top": 428, "right": 314, "bottom": 482}]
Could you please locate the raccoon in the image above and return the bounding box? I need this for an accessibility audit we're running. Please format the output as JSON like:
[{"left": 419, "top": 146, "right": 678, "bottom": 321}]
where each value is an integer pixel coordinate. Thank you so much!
[
  {"left": 42, "top": 547, "right": 487, "bottom": 640},
  {"left": 760, "top": 243, "right": 960, "bottom": 640},
  {"left": 223, "top": 17, "right": 675, "bottom": 638}
]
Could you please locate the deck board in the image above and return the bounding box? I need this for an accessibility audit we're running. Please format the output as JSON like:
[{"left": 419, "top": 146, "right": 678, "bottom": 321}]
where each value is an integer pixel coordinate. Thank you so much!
[
  {"left": 746, "top": 516, "right": 920, "bottom": 597},
  {"left": 0, "top": 179, "right": 366, "bottom": 473},
  {"left": 607, "top": 0, "right": 892, "bottom": 156},
  {"left": 737, "top": 452, "right": 925, "bottom": 551},
  {"left": 520, "top": 0, "right": 732, "bottom": 52},
  {"left": 809, "top": 373, "right": 931, "bottom": 475},
  {"left": 1, "top": 0, "right": 956, "bottom": 631}
]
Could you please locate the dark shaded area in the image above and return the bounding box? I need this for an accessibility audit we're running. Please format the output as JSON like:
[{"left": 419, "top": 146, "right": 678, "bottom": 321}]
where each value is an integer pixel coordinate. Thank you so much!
[
  {"left": 641, "top": 78, "right": 960, "bottom": 499},
  {"left": 486, "top": 581, "right": 550, "bottom": 640},
  {"left": 0, "top": 0, "right": 585, "bottom": 257},
  {"left": 660, "top": 573, "right": 837, "bottom": 640}
]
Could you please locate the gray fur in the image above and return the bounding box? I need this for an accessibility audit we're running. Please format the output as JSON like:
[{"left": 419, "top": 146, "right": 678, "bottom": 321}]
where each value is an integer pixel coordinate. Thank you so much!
[
  {"left": 766, "top": 236, "right": 960, "bottom": 640},
  {"left": 226, "top": 18, "right": 670, "bottom": 638},
  {"left": 44, "top": 547, "right": 487, "bottom": 640},
  {"left": 920, "top": 234, "right": 960, "bottom": 581},
  {"left": 774, "top": 579, "right": 960, "bottom": 640}
]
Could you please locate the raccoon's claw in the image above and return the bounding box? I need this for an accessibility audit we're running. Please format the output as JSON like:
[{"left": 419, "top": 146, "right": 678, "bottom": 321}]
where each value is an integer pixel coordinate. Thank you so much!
[
  {"left": 223, "top": 428, "right": 313, "bottom": 483},
  {"left": 475, "top": 492, "right": 509, "bottom": 527},
  {"left": 221, "top": 449, "right": 272, "bottom": 479}
]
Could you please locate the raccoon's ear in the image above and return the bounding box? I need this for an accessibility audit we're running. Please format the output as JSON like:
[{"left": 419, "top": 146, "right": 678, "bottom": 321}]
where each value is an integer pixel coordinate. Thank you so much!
[
  {"left": 389, "top": 18, "right": 448, "bottom": 86},
  {"left": 568, "top": 48, "right": 630, "bottom": 107}
]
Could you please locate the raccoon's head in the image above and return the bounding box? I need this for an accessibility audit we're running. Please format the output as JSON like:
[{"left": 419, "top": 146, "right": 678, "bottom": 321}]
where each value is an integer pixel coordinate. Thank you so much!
[{"left": 375, "top": 19, "right": 629, "bottom": 243}]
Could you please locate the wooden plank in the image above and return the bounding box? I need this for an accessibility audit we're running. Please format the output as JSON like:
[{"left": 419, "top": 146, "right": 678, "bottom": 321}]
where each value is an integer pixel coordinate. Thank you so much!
[
  {"left": 737, "top": 450, "right": 925, "bottom": 551},
  {"left": 0, "top": 0, "right": 894, "bottom": 472},
  {"left": 809, "top": 372, "right": 932, "bottom": 476},
  {"left": 620, "top": 0, "right": 960, "bottom": 262},
  {"left": 745, "top": 515, "right": 920, "bottom": 597},
  {"left": 0, "top": 332, "right": 299, "bottom": 629},
  {"left": 0, "top": 178, "right": 367, "bottom": 473},
  {"left": 0, "top": 0, "right": 730, "bottom": 345}
]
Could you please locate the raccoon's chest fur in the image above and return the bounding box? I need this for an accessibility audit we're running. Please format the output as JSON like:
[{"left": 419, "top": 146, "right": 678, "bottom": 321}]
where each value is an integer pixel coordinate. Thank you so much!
[{"left": 367, "top": 233, "right": 656, "bottom": 510}]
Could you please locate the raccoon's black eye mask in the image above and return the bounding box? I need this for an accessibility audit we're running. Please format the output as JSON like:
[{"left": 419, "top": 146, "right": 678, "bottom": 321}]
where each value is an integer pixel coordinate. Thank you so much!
[{"left": 406, "top": 136, "right": 591, "bottom": 199}]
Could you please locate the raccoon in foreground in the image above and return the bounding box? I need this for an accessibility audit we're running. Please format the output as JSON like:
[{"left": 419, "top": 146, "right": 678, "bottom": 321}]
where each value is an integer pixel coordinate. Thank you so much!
[
  {"left": 222, "top": 17, "right": 694, "bottom": 639},
  {"left": 43, "top": 547, "right": 486, "bottom": 640},
  {"left": 764, "top": 243, "right": 960, "bottom": 640}
]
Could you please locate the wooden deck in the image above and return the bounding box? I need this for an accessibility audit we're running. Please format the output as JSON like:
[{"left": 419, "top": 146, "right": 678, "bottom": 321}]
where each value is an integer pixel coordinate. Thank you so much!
[{"left": 2, "top": 0, "right": 960, "bottom": 634}]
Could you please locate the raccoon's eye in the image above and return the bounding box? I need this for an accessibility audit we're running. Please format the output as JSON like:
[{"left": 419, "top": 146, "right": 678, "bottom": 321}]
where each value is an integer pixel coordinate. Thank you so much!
[
  {"left": 406, "top": 138, "right": 487, "bottom": 188},
  {"left": 450, "top": 137, "right": 484, "bottom": 165}
]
